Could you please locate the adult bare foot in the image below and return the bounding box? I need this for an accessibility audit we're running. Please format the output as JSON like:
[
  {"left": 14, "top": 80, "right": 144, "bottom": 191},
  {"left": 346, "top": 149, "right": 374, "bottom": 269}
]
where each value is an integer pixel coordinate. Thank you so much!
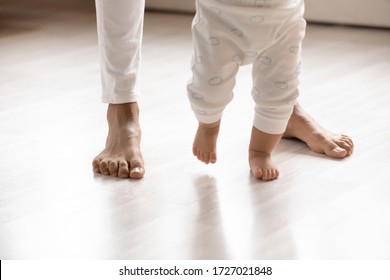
[
  {"left": 283, "top": 103, "right": 354, "bottom": 158},
  {"left": 193, "top": 120, "right": 220, "bottom": 164},
  {"left": 93, "top": 102, "right": 145, "bottom": 179}
]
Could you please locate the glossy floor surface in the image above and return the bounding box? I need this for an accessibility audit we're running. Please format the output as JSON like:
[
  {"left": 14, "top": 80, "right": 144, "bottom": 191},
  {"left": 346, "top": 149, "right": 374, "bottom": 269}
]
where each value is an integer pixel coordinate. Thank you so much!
[{"left": 1, "top": 0, "right": 390, "bottom": 259}]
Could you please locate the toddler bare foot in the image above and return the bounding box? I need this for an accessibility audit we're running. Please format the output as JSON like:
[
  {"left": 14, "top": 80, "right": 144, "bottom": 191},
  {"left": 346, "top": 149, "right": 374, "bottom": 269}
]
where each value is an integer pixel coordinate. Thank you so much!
[
  {"left": 249, "top": 151, "right": 279, "bottom": 181},
  {"left": 193, "top": 120, "right": 220, "bottom": 164},
  {"left": 249, "top": 126, "right": 282, "bottom": 181},
  {"left": 283, "top": 103, "right": 354, "bottom": 158},
  {"left": 92, "top": 103, "right": 145, "bottom": 179}
]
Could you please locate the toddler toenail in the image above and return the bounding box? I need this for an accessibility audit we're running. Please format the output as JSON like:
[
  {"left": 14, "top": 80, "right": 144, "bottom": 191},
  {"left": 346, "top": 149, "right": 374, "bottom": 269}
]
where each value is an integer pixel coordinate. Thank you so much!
[{"left": 131, "top": 167, "right": 142, "bottom": 174}]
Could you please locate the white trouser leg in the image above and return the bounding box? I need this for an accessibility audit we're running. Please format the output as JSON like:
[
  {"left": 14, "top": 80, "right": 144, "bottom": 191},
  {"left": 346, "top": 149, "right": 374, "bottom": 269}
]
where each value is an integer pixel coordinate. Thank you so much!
[{"left": 95, "top": 0, "right": 145, "bottom": 104}]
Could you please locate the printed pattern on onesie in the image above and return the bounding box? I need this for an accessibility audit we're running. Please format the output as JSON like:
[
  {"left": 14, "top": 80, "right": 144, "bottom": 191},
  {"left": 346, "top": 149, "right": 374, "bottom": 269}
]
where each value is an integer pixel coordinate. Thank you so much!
[{"left": 188, "top": 0, "right": 306, "bottom": 133}]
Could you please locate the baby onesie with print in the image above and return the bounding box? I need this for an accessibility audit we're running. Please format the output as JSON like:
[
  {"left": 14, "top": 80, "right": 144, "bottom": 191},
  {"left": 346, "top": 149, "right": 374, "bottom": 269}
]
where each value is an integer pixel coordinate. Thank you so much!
[{"left": 187, "top": 0, "right": 306, "bottom": 134}]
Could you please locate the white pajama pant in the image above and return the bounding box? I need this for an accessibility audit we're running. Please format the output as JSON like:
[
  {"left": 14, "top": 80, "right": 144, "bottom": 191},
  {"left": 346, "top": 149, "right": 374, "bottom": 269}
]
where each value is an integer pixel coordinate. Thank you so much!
[
  {"left": 187, "top": 0, "right": 306, "bottom": 134},
  {"left": 95, "top": 0, "right": 145, "bottom": 104}
]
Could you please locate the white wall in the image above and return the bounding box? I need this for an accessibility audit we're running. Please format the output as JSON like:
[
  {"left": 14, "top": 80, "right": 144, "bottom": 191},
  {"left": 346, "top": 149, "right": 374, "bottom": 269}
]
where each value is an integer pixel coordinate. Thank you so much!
[{"left": 145, "top": 0, "right": 390, "bottom": 28}]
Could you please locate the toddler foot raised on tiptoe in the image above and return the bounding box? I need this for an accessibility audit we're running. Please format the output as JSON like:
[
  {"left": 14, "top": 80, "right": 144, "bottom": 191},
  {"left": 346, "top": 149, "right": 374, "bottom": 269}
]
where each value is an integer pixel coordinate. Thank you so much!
[
  {"left": 192, "top": 120, "right": 220, "bottom": 164},
  {"left": 248, "top": 126, "right": 282, "bottom": 181}
]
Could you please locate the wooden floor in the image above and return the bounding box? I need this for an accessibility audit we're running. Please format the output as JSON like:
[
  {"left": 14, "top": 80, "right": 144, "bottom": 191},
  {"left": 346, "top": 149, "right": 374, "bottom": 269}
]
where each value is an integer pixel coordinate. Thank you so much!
[{"left": 1, "top": 0, "right": 390, "bottom": 260}]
